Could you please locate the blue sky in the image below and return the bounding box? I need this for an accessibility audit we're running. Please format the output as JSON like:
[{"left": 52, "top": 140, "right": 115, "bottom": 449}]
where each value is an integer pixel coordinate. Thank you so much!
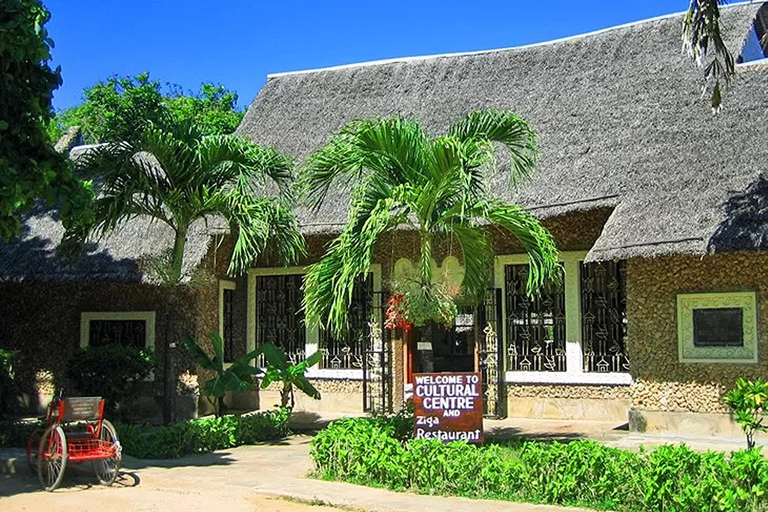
[{"left": 46, "top": 1, "right": 693, "bottom": 111}]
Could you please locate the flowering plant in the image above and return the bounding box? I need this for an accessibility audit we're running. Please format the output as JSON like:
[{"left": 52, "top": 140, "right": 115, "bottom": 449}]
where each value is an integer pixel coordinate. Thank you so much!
[{"left": 385, "top": 280, "right": 460, "bottom": 331}]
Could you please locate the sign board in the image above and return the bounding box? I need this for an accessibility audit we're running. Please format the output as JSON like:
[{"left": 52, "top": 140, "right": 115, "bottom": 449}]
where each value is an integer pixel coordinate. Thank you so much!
[{"left": 412, "top": 372, "right": 483, "bottom": 443}]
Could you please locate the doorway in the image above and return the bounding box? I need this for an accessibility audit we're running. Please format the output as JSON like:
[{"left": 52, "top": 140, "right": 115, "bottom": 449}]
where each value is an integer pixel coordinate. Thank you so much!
[{"left": 412, "top": 312, "right": 476, "bottom": 373}]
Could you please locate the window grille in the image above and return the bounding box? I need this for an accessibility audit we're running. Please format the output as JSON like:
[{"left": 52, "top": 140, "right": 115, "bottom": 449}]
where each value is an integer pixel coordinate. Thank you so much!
[
  {"left": 318, "top": 274, "right": 373, "bottom": 369},
  {"left": 580, "top": 260, "right": 629, "bottom": 373},
  {"left": 88, "top": 320, "right": 146, "bottom": 349},
  {"left": 504, "top": 264, "right": 566, "bottom": 372},
  {"left": 255, "top": 274, "right": 305, "bottom": 365},
  {"left": 222, "top": 288, "right": 235, "bottom": 362}
]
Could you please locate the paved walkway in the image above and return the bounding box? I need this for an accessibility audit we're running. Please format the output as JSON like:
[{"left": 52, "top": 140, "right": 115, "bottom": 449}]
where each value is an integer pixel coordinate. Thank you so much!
[{"left": 0, "top": 416, "right": 762, "bottom": 512}]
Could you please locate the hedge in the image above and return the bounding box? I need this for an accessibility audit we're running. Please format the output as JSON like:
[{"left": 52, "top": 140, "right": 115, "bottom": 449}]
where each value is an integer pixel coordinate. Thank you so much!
[
  {"left": 310, "top": 417, "right": 768, "bottom": 512},
  {"left": 116, "top": 408, "right": 291, "bottom": 458},
  {"left": 0, "top": 408, "right": 290, "bottom": 459}
]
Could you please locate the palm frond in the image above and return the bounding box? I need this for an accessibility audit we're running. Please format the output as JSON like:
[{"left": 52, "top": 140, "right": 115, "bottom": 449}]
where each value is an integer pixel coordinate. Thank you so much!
[
  {"left": 447, "top": 223, "right": 494, "bottom": 300},
  {"left": 472, "top": 200, "right": 561, "bottom": 294},
  {"left": 448, "top": 109, "right": 538, "bottom": 186}
]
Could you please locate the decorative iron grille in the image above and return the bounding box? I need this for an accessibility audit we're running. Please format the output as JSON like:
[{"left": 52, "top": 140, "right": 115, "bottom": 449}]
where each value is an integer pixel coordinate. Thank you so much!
[
  {"left": 318, "top": 274, "right": 373, "bottom": 369},
  {"left": 504, "top": 264, "right": 566, "bottom": 372},
  {"left": 478, "top": 288, "right": 505, "bottom": 418},
  {"left": 363, "top": 291, "right": 392, "bottom": 413},
  {"left": 222, "top": 288, "right": 235, "bottom": 362},
  {"left": 88, "top": 320, "right": 145, "bottom": 349},
  {"left": 255, "top": 274, "right": 305, "bottom": 366},
  {"left": 580, "top": 261, "right": 629, "bottom": 373}
]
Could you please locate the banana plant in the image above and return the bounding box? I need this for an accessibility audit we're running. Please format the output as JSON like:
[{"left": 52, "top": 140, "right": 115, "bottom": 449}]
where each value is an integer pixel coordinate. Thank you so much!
[
  {"left": 260, "top": 343, "right": 321, "bottom": 409},
  {"left": 183, "top": 332, "right": 262, "bottom": 417}
]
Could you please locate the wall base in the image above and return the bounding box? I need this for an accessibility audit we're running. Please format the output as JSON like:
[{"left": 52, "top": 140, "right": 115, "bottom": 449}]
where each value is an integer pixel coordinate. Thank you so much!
[
  {"left": 507, "top": 396, "right": 631, "bottom": 422},
  {"left": 629, "top": 409, "right": 766, "bottom": 440},
  {"left": 260, "top": 390, "right": 363, "bottom": 414}
]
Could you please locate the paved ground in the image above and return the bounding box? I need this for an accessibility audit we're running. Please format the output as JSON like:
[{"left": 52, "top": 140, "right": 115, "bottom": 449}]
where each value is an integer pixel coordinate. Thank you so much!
[{"left": 0, "top": 416, "right": 762, "bottom": 512}]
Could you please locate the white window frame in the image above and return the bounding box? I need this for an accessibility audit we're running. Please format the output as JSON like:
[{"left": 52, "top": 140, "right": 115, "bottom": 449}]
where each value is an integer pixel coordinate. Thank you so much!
[
  {"left": 219, "top": 280, "right": 237, "bottom": 364},
  {"left": 494, "top": 252, "right": 632, "bottom": 386},
  {"left": 677, "top": 291, "right": 758, "bottom": 364},
  {"left": 79, "top": 311, "right": 156, "bottom": 350},
  {"left": 247, "top": 265, "right": 382, "bottom": 380}
]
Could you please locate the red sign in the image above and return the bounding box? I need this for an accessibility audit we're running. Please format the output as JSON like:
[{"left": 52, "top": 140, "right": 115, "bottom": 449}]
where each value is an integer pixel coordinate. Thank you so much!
[{"left": 412, "top": 372, "right": 483, "bottom": 443}]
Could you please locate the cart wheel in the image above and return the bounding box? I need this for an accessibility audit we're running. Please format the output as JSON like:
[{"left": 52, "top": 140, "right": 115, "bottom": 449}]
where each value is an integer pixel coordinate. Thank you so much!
[
  {"left": 37, "top": 425, "right": 67, "bottom": 492},
  {"left": 93, "top": 419, "right": 121, "bottom": 486},
  {"left": 26, "top": 429, "right": 42, "bottom": 474}
]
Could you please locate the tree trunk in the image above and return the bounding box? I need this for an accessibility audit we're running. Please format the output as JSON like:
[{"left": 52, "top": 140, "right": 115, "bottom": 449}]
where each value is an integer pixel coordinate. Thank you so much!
[{"left": 170, "top": 226, "right": 188, "bottom": 283}]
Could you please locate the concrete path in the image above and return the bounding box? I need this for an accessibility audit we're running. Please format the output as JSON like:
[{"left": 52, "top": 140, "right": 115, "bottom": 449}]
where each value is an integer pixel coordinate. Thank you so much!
[
  {"left": 1, "top": 415, "right": 761, "bottom": 512},
  {"left": 0, "top": 435, "right": 591, "bottom": 512}
]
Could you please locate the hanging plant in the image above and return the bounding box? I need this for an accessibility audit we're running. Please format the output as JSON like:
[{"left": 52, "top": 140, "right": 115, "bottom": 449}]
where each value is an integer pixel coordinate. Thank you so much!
[{"left": 385, "top": 279, "right": 460, "bottom": 331}]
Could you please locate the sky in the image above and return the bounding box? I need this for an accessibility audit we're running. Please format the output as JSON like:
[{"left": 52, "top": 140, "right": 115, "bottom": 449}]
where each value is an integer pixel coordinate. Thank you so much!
[{"left": 46, "top": 0, "right": 696, "bottom": 111}]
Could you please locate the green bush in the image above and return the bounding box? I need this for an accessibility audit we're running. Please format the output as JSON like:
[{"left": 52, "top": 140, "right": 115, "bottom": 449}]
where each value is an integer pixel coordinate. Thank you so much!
[
  {"left": 116, "top": 407, "right": 290, "bottom": 459},
  {"left": 725, "top": 378, "right": 768, "bottom": 449},
  {"left": 0, "top": 349, "right": 18, "bottom": 417},
  {"left": 310, "top": 417, "right": 768, "bottom": 512},
  {"left": 0, "top": 419, "right": 43, "bottom": 448},
  {"left": 66, "top": 344, "right": 156, "bottom": 410}
]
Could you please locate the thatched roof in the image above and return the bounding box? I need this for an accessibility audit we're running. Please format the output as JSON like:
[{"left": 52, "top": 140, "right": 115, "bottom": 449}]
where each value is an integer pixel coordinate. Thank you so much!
[
  {"left": 237, "top": 2, "right": 768, "bottom": 260},
  {"left": 0, "top": 145, "right": 226, "bottom": 283}
]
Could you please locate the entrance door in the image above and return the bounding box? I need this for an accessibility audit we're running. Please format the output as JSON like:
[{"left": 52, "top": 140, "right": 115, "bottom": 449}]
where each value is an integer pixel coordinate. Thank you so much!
[{"left": 413, "top": 311, "right": 476, "bottom": 373}]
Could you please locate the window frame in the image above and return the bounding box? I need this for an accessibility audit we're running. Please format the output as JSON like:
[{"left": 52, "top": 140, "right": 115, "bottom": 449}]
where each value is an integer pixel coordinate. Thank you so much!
[
  {"left": 494, "top": 253, "right": 632, "bottom": 386},
  {"left": 219, "top": 280, "right": 237, "bottom": 364},
  {"left": 677, "top": 291, "right": 758, "bottom": 364},
  {"left": 79, "top": 311, "right": 156, "bottom": 350},
  {"left": 246, "top": 265, "right": 381, "bottom": 380}
]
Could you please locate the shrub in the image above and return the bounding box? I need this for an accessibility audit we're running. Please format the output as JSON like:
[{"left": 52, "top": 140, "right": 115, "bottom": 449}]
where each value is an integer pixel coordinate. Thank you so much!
[
  {"left": 0, "top": 349, "right": 18, "bottom": 417},
  {"left": 66, "top": 344, "right": 156, "bottom": 411},
  {"left": 724, "top": 378, "right": 768, "bottom": 449},
  {"left": 116, "top": 407, "right": 290, "bottom": 459},
  {"left": 310, "top": 416, "right": 768, "bottom": 512},
  {"left": 0, "top": 419, "right": 43, "bottom": 448}
]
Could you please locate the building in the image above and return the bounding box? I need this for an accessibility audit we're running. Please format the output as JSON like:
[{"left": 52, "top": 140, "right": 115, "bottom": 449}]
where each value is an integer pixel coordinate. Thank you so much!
[{"left": 1, "top": 3, "right": 767, "bottom": 436}]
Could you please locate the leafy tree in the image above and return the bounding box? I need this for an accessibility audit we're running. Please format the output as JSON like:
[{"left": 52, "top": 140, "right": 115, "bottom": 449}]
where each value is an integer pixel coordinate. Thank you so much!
[
  {"left": 0, "top": 0, "right": 93, "bottom": 240},
  {"left": 72, "top": 120, "right": 305, "bottom": 282},
  {"left": 260, "top": 343, "right": 321, "bottom": 408},
  {"left": 48, "top": 73, "right": 246, "bottom": 143},
  {"left": 724, "top": 378, "right": 768, "bottom": 449},
  {"left": 301, "top": 110, "right": 561, "bottom": 337},
  {"left": 183, "top": 332, "right": 262, "bottom": 417}
]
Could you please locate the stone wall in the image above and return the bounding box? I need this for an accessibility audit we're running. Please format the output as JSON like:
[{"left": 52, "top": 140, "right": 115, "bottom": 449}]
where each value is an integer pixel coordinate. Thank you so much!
[{"left": 626, "top": 252, "right": 768, "bottom": 414}]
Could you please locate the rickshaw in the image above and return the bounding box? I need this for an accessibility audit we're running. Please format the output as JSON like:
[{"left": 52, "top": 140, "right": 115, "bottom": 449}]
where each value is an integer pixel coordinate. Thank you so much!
[{"left": 26, "top": 394, "right": 122, "bottom": 491}]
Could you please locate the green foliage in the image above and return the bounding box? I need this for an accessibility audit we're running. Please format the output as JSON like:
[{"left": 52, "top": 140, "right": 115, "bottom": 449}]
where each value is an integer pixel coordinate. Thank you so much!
[
  {"left": 311, "top": 417, "right": 768, "bottom": 512},
  {"left": 48, "top": 73, "right": 245, "bottom": 144},
  {"left": 114, "top": 408, "right": 290, "bottom": 459},
  {"left": 0, "top": 419, "right": 42, "bottom": 448},
  {"left": 0, "top": 0, "right": 94, "bottom": 240},
  {"left": 260, "top": 343, "right": 321, "bottom": 408},
  {"left": 69, "top": 120, "right": 305, "bottom": 281},
  {"left": 65, "top": 344, "right": 156, "bottom": 409},
  {"left": 0, "top": 349, "right": 18, "bottom": 417},
  {"left": 301, "top": 111, "right": 560, "bottom": 338},
  {"left": 725, "top": 378, "right": 768, "bottom": 449},
  {"left": 183, "top": 332, "right": 262, "bottom": 417}
]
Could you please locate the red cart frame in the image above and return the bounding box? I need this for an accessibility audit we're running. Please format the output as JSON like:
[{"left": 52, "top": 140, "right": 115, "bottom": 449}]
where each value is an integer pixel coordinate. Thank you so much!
[{"left": 26, "top": 396, "right": 122, "bottom": 491}]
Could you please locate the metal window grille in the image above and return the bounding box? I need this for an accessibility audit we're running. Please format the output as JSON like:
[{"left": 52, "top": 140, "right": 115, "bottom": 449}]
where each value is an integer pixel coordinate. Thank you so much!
[
  {"left": 504, "top": 264, "right": 566, "bottom": 372},
  {"left": 88, "top": 320, "right": 146, "bottom": 349},
  {"left": 255, "top": 274, "right": 306, "bottom": 365},
  {"left": 223, "top": 288, "right": 235, "bottom": 362},
  {"left": 580, "top": 260, "right": 629, "bottom": 373},
  {"left": 318, "top": 274, "right": 373, "bottom": 369}
]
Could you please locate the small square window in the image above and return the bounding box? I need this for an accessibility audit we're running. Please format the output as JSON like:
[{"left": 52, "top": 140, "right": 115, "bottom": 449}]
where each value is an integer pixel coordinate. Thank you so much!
[{"left": 677, "top": 293, "right": 757, "bottom": 363}]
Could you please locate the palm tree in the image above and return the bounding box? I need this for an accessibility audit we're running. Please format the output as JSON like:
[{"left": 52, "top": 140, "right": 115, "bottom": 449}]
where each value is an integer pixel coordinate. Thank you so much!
[
  {"left": 301, "top": 110, "right": 560, "bottom": 337},
  {"left": 70, "top": 121, "right": 305, "bottom": 281},
  {"left": 683, "top": 0, "right": 735, "bottom": 111}
]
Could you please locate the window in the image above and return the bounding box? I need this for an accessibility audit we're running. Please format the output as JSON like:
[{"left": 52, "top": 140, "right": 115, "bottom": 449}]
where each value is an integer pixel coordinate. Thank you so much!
[
  {"left": 677, "top": 292, "right": 758, "bottom": 363},
  {"left": 495, "top": 253, "right": 632, "bottom": 385},
  {"left": 219, "top": 281, "right": 236, "bottom": 363},
  {"left": 254, "top": 274, "right": 306, "bottom": 365},
  {"left": 318, "top": 273, "right": 374, "bottom": 369},
  {"left": 80, "top": 311, "right": 155, "bottom": 350},
  {"left": 503, "top": 263, "right": 567, "bottom": 372},
  {"left": 580, "top": 261, "right": 629, "bottom": 373}
]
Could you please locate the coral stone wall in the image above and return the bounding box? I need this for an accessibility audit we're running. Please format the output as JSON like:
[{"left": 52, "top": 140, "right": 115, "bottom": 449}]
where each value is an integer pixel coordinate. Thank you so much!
[
  {"left": 626, "top": 252, "right": 768, "bottom": 414},
  {"left": 507, "top": 384, "right": 631, "bottom": 400}
]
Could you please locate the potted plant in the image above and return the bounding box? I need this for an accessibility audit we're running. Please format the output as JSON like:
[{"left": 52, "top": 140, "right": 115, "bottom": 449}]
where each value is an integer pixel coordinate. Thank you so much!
[{"left": 175, "top": 370, "right": 199, "bottom": 421}]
